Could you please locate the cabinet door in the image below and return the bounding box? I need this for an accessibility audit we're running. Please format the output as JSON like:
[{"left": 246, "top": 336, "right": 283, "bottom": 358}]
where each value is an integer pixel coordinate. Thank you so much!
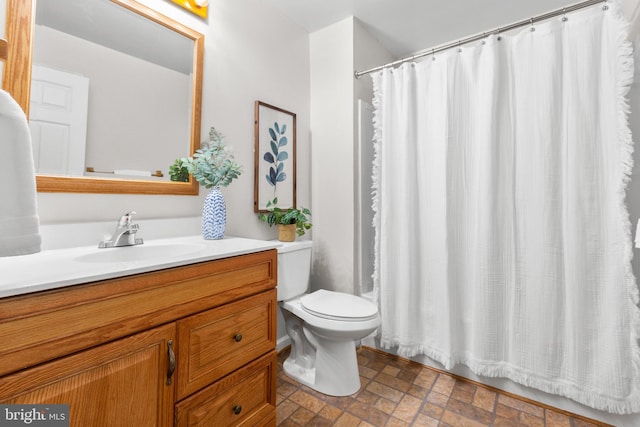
[{"left": 0, "top": 324, "right": 176, "bottom": 427}]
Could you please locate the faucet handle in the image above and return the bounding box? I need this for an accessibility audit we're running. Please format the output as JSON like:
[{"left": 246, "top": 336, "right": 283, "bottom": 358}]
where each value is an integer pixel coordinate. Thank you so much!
[{"left": 118, "top": 211, "right": 137, "bottom": 226}]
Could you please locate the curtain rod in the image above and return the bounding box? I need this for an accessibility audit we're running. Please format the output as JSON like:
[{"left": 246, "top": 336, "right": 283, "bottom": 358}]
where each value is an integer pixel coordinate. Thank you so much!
[{"left": 354, "top": 0, "right": 607, "bottom": 78}]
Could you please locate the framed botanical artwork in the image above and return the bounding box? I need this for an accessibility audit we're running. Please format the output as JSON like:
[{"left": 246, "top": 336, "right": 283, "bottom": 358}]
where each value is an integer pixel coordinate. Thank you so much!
[
  {"left": 168, "top": 0, "right": 208, "bottom": 19},
  {"left": 254, "top": 101, "right": 296, "bottom": 212}
]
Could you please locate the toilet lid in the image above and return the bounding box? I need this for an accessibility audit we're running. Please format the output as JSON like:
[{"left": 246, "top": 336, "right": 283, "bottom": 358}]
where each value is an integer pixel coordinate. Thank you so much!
[{"left": 300, "top": 289, "right": 378, "bottom": 321}]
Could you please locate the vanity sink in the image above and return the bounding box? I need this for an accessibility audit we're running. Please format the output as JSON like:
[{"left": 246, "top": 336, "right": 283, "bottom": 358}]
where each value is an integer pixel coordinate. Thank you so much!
[
  {"left": 75, "top": 243, "right": 206, "bottom": 263},
  {"left": 0, "top": 233, "right": 280, "bottom": 299}
]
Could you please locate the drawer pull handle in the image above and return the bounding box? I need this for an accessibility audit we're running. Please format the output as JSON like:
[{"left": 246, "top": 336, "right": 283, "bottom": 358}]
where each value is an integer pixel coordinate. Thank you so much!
[
  {"left": 234, "top": 333, "right": 243, "bottom": 342},
  {"left": 167, "top": 339, "right": 176, "bottom": 385},
  {"left": 232, "top": 405, "right": 242, "bottom": 415}
]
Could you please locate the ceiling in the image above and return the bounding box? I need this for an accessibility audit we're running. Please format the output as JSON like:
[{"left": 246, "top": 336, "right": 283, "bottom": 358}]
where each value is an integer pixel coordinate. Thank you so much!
[
  {"left": 263, "top": 0, "right": 638, "bottom": 59},
  {"left": 36, "top": 0, "right": 193, "bottom": 74}
]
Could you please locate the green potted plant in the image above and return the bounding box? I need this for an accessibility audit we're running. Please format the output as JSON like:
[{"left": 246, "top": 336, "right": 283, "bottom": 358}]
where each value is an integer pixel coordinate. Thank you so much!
[
  {"left": 258, "top": 198, "right": 312, "bottom": 242},
  {"left": 172, "top": 127, "right": 242, "bottom": 240},
  {"left": 168, "top": 158, "right": 190, "bottom": 182}
]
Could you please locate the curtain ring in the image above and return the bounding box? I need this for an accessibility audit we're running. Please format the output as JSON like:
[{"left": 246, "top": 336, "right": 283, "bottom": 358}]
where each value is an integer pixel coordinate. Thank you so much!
[
  {"left": 562, "top": 8, "right": 568, "bottom": 22},
  {"left": 431, "top": 48, "right": 436, "bottom": 61},
  {"left": 481, "top": 32, "right": 486, "bottom": 45},
  {"left": 603, "top": 0, "right": 609, "bottom": 10},
  {"left": 496, "top": 27, "right": 502, "bottom": 41},
  {"left": 457, "top": 40, "right": 462, "bottom": 53},
  {"left": 530, "top": 18, "right": 535, "bottom": 32}
]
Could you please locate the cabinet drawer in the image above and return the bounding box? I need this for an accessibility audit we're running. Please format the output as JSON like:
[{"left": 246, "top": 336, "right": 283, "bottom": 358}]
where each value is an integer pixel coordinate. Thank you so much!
[
  {"left": 175, "top": 350, "right": 277, "bottom": 427},
  {"left": 176, "top": 289, "right": 276, "bottom": 399}
]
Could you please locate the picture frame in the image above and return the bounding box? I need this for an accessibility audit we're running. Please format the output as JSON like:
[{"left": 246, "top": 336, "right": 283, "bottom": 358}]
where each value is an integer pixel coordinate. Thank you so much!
[
  {"left": 168, "top": 0, "right": 208, "bottom": 19},
  {"left": 254, "top": 101, "right": 297, "bottom": 213}
]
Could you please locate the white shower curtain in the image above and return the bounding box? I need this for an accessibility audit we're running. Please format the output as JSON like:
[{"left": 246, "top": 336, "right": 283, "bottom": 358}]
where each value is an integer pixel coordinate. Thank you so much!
[{"left": 371, "top": 1, "right": 640, "bottom": 414}]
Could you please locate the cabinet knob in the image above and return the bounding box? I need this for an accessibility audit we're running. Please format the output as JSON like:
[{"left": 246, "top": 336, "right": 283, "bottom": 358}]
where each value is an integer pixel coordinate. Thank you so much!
[
  {"left": 234, "top": 333, "right": 243, "bottom": 342},
  {"left": 232, "top": 405, "right": 242, "bottom": 415}
]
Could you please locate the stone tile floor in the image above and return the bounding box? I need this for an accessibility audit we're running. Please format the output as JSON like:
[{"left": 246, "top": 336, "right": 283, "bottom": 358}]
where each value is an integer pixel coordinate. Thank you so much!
[{"left": 276, "top": 347, "right": 611, "bottom": 426}]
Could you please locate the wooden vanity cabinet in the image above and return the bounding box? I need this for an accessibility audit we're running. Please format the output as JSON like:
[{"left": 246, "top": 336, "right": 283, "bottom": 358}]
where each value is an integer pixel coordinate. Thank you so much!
[{"left": 0, "top": 249, "right": 278, "bottom": 426}]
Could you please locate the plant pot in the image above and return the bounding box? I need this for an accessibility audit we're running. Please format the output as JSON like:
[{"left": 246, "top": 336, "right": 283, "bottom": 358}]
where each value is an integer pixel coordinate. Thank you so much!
[{"left": 278, "top": 224, "right": 296, "bottom": 242}]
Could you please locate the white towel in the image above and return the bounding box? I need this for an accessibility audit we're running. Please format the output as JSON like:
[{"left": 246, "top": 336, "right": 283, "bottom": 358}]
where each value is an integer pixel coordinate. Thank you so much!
[
  {"left": 113, "top": 169, "right": 151, "bottom": 177},
  {"left": 0, "top": 90, "right": 42, "bottom": 256}
]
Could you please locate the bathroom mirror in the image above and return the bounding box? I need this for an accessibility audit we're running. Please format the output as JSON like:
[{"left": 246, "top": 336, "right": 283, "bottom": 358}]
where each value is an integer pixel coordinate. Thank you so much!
[{"left": 3, "top": 0, "right": 203, "bottom": 195}]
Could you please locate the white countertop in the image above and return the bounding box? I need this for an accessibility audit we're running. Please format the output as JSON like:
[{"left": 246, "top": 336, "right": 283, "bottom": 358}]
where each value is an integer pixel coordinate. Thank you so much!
[{"left": 0, "top": 235, "right": 280, "bottom": 298}]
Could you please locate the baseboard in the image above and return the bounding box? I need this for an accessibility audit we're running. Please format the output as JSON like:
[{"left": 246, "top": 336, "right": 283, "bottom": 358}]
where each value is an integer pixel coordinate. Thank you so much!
[{"left": 277, "top": 335, "right": 291, "bottom": 352}]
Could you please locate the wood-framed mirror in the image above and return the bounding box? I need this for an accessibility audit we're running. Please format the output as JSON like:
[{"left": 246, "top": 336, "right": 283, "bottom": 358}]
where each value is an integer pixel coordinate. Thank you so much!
[{"left": 3, "top": 0, "right": 203, "bottom": 195}]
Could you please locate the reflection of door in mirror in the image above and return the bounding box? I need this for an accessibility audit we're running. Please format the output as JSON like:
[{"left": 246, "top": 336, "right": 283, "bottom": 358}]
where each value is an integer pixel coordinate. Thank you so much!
[
  {"left": 33, "top": 0, "right": 193, "bottom": 181},
  {"left": 30, "top": 65, "right": 89, "bottom": 177}
]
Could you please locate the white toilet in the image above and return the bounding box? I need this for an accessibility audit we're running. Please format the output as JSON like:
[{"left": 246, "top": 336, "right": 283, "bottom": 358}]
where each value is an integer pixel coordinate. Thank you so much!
[{"left": 277, "top": 240, "right": 381, "bottom": 396}]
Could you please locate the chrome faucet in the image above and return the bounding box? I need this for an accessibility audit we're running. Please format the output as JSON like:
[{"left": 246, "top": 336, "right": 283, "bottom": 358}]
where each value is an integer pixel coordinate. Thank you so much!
[{"left": 99, "top": 211, "right": 144, "bottom": 248}]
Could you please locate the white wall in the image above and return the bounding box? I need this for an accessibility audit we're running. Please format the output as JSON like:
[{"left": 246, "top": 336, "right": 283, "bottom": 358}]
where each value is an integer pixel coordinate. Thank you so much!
[
  {"left": 308, "top": 17, "right": 394, "bottom": 295},
  {"left": 309, "top": 18, "right": 355, "bottom": 294},
  {"left": 31, "top": 0, "right": 311, "bottom": 243}
]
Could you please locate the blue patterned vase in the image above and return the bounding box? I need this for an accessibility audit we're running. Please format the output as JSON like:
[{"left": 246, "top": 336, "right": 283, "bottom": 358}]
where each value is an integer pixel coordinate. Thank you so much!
[{"left": 202, "top": 186, "right": 226, "bottom": 240}]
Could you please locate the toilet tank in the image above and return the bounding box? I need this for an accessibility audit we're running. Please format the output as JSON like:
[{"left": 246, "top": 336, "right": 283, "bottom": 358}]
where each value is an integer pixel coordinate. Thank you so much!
[{"left": 276, "top": 240, "right": 313, "bottom": 301}]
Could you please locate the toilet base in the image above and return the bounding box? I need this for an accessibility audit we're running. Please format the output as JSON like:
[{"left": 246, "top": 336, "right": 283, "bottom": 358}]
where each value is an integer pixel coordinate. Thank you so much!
[
  {"left": 283, "top": 357, "right": 316, "bottom": 388},
  {"left": 283, "top": 335, "right": 362, "bottom": 397}
]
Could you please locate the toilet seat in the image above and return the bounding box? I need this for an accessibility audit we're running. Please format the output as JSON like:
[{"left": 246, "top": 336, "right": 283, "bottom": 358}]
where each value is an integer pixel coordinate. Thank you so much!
[{"left": 300, "top": 289, "right": 378, "bottom": 322}]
